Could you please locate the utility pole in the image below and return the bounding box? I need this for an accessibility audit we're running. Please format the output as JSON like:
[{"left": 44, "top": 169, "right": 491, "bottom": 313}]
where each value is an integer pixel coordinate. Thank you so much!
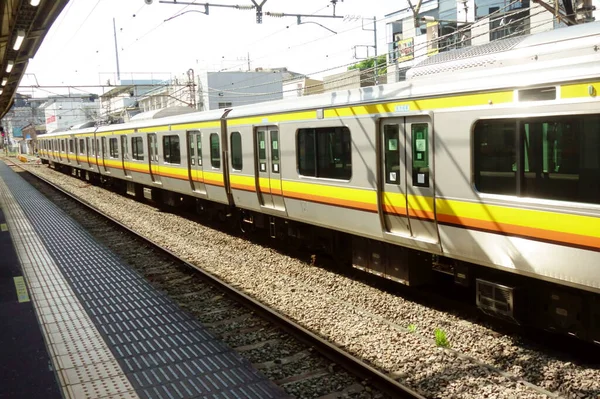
[
  {"left": 373, "top": 17, "right": 378, "bottom": 85},
  {"left": 352, "top": 17, "right": 379, "bottom": 85},
  {"left": 113, "top": 18, "right": 121, "bottom": 82}
]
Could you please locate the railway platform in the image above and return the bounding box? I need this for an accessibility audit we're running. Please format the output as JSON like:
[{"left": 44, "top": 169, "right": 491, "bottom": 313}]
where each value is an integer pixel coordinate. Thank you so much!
[{"left": 0, "top": 161, "right": 288, "bottom": 399}]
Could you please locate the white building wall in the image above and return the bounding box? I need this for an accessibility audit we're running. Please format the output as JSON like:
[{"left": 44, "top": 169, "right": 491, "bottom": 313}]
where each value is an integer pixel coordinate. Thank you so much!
[
  {"left": 282, "top": 78, "right": 324, "bottom": 99},
  {"left": 44, "top": 98, "right": 100, "bottom": 132},
  {"left": 205, "top": 71, "right": 284, "bottom": 110}
]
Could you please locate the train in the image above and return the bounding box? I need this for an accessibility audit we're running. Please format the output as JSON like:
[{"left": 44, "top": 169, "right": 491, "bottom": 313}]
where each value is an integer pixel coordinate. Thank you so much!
[{"left": 38, "top": 21, "right": 600, "bottom": 343}]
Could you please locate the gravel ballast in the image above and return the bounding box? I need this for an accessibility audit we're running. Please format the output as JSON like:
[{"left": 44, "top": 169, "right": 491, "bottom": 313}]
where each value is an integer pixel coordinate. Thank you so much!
[{"left": 18, "top": 162, "right": 600, "bottom": 399}]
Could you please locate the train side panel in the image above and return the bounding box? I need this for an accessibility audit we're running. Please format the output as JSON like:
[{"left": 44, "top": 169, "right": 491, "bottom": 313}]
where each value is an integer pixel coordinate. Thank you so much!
[{"left": 434, "top": 98, "right": 600, "bottom": 294}]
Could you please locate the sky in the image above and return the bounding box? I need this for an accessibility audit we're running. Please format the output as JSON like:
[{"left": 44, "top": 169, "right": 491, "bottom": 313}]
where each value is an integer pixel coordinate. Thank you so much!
[{"left": 19, "top": 0, "right": 405, "bottom": 98}]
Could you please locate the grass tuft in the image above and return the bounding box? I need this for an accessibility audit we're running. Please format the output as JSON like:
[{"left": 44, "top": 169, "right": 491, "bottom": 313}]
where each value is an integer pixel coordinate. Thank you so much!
[{"left": 434, "top": 328, "right": 450, "bottom": 348}]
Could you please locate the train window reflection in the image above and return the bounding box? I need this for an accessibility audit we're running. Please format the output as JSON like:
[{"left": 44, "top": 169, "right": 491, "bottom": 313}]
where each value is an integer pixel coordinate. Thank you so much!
[
  {"left": 384, "top": 124, "right": 400, "bottom": 184},
  {"left": 210, "top": 133, "right": 220, "bottom": 168},
  {"left": 474, "top": 120, "right": 517, "bottom": 195},
  {"left": 163, "top": 135, "right": 181, "bottom": 164},
  {"left": 109, "top": 138, "right": 119, "bottom": 158},
  {"left": 297, "top": 127, "right": 352, "bottom": 180},
  {"left": 132, "top": 137, "right": 144, "bottom": 161},
  {"left": 474, "top": 114, "right": 600, "bottom": 204},
  {"left": 231, "top": 132, "right": 242, "bottom": 170}
]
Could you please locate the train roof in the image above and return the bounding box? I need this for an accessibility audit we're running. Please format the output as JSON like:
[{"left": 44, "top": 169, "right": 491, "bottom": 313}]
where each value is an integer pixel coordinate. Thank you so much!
[{"left": 40, "top": 21, "right": 600, "bottom": 138}]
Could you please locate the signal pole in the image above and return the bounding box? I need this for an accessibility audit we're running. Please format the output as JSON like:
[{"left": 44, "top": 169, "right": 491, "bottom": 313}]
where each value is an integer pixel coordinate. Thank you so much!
[{"left": 113, "top": 18, "right": 121, "bottom": 82}]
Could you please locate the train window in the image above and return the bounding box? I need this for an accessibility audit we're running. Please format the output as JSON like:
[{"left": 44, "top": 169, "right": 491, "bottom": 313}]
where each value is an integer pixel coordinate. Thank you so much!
[
  {"left": 412, "top": 124, "right": 429, "bottom": 187},
  {"left": 109, "top": 138, "right": 119, "bottom": 158},
  {"left": 189, "top": 135, "right": 195, "bottom": 158},
  {"left": 197, "top": 134, "right": 202, "bottom": 166},
  {"left": 271, "top": 130, "right": 280, "bottom": 174},
  {"left": 231, "top": 132, "right": 243, "bottom": 171},
  {"left": 69, "top": 139, "right": 74, "bottom": 153},
  {"left": 121, "top": 136, "right": 129, "bottom": 159},
  {"left": 132, "top": 137, "right": 144, "bottom": 160},
  {"left": 297, "top": 127, "right": 352, "bottom": 180},
  {"left": 474, "top": 114, "right": 600, "bottom": 204},
  {"left": 474, "top": 120, "right": 517, "bottom": 195},
  {"left": 108, "top": 138, "right": 119, "bottom": 158},
  {"left": 61, "top": 140, "right": 65, "bottom": 152},
  {"left": 384, "top": 125, "right": 400, "bottom": 184},
  {"left": 163, "top": 135, "right": 181, "bottom": 164},
  {"left": 79, "top": 139, "right": 85, "bottom": 154},
  {"left": 210, "top": 133, "right": 221, "bottom": 168},
  {"left": 257, "top": 130, "right": 267, "bottom": 161}
]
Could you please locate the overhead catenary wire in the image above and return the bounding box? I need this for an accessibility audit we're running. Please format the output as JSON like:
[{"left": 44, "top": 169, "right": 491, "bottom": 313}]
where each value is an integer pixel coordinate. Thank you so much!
[
  {"left": 201, "top": 0, "right": 533, "bottom": 93},
  {"left": 63, "top": 0, "right": 104, "bottom": 49},
  {"left": 20, "top": 4, "right": 557, "bottom": 121},
  {"left": 202, "top": 7, "right": 551, "bottom": 100},
  {"left": 121, "top": 0, "right": 202, "bottom": 51},
  {"left": 218, "top": 3, "right": 337, "bottom": 73},
  {"left": 207, "top": 0, "right": 541, "bottom": 95},
  {"left": 21, "top": 5, "right": 549, "bottom": 109}
]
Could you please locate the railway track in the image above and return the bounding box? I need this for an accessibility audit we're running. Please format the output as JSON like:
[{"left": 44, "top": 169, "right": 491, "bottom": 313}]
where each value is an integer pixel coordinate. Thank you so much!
[
  {"left": 14, "top": 163, "right": 423, "bottom": 399},
  {"left": 11, "top": 159, "right": 600, "bottom": 399}
]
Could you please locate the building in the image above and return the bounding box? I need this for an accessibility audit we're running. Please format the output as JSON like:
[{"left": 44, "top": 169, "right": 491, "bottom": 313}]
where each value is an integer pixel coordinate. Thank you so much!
[
  {"left": 100, "top": 80, "right": 164, "bottom": 123},
  {"left": 198, "top": 68, "right": 304, "bottom": 111},
  {"left": 322, "top": 69, "right": 388, "bottom": 92},
  {"left": 282, "top": 76, "right": 324, "bottom": 99},
  {"left": 0, "top": 94, "right": 46, "bottom": 151},
  {"left": 138, "top": 70, "right": 198, "bottom": 113},
  {"left": 41, "top": 94, "right": 100, "bottom": 133},
  {"left": 384, "top": 0, "right": 598, "bottom": 83}
]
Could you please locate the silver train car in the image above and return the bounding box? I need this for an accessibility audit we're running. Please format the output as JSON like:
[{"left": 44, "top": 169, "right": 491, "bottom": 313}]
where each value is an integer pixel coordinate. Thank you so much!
[{"left": 39, "top": 22, "right": 600, "bottom": 342}]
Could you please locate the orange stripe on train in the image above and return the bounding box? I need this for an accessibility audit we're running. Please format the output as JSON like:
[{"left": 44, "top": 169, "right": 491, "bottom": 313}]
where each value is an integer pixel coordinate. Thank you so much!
[{"left": 438, "top": 214, "right": 600, "bottom": 250}]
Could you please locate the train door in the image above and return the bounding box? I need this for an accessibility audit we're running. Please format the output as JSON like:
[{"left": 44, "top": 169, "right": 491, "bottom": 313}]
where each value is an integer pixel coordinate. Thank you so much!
[
  {"left": 73, "top": 137, "right": 79, "bottom": 165},
  {"left": 187, "top": 130, "right": 206, "bottom": 194},
  {"left": 95, "top": 138, "right": 100, "bottom": 168},
  {"left": 101, "top": 137, "right": 108, "bottom": 172},
  {"left": 148, "top": 133, "right": 161, "bottom": 184},
  {"left": 85, "top": 138, "right": 92, "bottom": 167},
  {"left": 121, "top": 135, "right": 130, "bottom": 177},
  {"left": 379, "top": 116, "right": 439, "bottom": 248},
  {"left": 255, "top": 126, "right": 285, "bottom": 211}
]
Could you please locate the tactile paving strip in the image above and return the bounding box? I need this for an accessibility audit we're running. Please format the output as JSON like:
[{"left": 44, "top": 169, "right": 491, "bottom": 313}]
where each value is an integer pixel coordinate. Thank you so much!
[
  {"left": 0, "top": 162, "right": 287, "bottom": 399},
  {"left": 0, "top": 167, "right": 139, "bottom": 399}
]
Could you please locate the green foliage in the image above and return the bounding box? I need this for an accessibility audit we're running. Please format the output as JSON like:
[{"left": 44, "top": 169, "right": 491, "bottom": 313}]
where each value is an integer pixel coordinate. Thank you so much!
[
  {"left": 434, "top": 328, "right": 450, "bottom": 348},
  {"left": 407, "top": 324, "right": 417, "bottom": 333},
  {"left": 347, "top": 55, "right": 387, "bottom": 75}
]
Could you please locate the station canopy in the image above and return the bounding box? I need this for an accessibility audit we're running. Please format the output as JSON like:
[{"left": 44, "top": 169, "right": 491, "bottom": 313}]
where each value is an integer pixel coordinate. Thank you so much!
[{"left": 1, "top": 0, "right": 68, "bottom": 119}]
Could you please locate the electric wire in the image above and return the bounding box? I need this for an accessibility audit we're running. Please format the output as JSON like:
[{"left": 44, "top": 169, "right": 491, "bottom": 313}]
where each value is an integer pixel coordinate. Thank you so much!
[
  {"left": 207, "top": 0, "right": 532, "bottom": 94},
  {"left": 63, "top": 0, "right": 104, "bottom": 48}
]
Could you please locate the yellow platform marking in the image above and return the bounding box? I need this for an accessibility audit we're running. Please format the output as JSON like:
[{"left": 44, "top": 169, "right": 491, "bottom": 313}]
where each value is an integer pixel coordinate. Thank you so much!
[
  {"left": 13, "top": 276, "right": 30, "bottom": 303},
  {"left": 1, "top": 223, "right": 7, "bottom": 231}
]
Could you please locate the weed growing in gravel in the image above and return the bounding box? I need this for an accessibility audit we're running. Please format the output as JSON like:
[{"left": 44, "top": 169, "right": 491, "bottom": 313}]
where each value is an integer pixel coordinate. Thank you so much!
[
  {"left": 407, "top": 324, "right": 417, "bottom": 333},
  {"left": 434, "top": 328, "right": 450, "bottom": 348}
]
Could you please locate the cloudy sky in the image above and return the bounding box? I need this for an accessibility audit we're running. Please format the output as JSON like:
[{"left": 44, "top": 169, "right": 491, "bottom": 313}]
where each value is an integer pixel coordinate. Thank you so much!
[{"left": 20, "top": 0, "right": 403, "bottom": 97}]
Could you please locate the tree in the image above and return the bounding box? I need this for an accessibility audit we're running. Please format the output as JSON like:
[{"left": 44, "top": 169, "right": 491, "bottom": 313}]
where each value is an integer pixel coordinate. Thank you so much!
[{"left": 348, "top": 55, "right": 387, "bottom": 75}]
